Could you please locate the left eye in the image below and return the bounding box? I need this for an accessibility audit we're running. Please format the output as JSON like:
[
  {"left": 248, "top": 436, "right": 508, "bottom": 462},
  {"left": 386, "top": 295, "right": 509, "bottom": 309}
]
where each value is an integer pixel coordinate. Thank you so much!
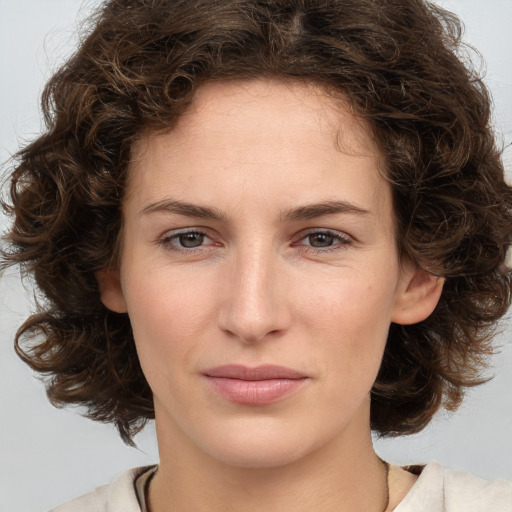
[
  {"left": 175, "top": 232, "right": 206, "bottom": 248},
  {"left": 305, "top": 232, "right": 337, "bottom": 248},
  {"left": 298, "top": 231, "right": 351, "bottom": 250}
]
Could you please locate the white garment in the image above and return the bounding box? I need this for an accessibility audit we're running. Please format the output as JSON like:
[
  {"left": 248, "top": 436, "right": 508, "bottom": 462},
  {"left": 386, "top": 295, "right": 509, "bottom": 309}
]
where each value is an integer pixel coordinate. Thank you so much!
[{"left": 50, "top": 461, "right": 512, "bottom": 512}]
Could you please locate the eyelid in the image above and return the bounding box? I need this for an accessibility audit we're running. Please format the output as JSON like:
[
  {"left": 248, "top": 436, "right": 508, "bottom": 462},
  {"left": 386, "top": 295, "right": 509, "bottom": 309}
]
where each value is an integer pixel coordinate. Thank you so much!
[{"left": 295, "top": 227, "right": 352, "bottom": 240}]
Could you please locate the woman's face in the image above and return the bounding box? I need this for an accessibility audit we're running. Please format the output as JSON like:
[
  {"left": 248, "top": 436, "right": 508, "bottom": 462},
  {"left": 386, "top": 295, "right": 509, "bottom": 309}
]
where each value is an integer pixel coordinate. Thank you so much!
[{"left": 101, "top": 79, "right": 438, "bottom": 468}]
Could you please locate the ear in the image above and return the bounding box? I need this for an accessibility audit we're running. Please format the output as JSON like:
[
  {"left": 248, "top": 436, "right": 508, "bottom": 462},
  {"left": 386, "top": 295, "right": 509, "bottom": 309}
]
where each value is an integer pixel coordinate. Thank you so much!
[
  {"left": 391, "top": 263, "right": 444, "bottom": 325},
  {"left": 96, "top": 268, "right": 128, "bottom": 313}
]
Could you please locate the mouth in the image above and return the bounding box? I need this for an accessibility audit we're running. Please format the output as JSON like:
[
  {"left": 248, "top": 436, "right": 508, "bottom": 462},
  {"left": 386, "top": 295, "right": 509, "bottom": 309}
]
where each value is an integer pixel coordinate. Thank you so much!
[{"left": 203, "top": 365, "right": 309, "bottom": 406}]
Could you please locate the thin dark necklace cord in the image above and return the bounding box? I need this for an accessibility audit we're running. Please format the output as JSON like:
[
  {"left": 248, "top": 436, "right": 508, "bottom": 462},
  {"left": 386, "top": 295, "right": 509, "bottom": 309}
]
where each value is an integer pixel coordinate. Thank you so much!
[
  {"left": 380, "top": 458, "right": 390, "bottom": 512},
  {"left": 145, "top": 460, "right": 391, "bottom": 512}
]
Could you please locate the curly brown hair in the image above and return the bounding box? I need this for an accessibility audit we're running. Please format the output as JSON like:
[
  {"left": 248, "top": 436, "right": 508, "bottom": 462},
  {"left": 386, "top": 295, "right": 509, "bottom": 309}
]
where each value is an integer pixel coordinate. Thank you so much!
[{"left": 2, "top": 0, "right": 511, "bottom": 445}]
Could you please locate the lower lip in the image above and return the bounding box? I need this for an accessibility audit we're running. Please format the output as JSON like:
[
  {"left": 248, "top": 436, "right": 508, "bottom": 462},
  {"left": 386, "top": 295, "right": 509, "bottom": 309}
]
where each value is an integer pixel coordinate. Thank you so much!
[{"left": 205, "top": 377, "right": 308, "bottom": 405}]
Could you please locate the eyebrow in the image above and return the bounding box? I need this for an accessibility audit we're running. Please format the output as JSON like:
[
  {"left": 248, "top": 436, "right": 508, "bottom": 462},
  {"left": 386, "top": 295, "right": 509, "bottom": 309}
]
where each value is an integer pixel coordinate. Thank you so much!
[
  {"left": 140, "top": 198, "right": 370, "bottom": 222},
  {"left": 140, "top": 199, "right": 227, "bottom": 221},
  {"left": 281, "top": 200, "right": 371, "bottom": 221}
]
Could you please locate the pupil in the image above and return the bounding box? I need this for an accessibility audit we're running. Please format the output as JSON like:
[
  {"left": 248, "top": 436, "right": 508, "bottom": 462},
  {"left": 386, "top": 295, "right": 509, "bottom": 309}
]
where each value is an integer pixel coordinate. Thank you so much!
[
  {"left": 309, "top": 233, "right": 334, "bottom": 247},
  {"left": 179, "top": 233, "right": 204, "bottom": 248}
]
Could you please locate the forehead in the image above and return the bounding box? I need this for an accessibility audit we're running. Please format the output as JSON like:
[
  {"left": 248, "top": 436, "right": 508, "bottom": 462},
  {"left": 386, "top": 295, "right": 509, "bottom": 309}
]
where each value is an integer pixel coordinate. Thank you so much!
[
  {"left": 127, "top": 79, "right": 391, "bottom": 224},
  {"left": 160, "top": 79, "right": 376, "bottom": 160}
]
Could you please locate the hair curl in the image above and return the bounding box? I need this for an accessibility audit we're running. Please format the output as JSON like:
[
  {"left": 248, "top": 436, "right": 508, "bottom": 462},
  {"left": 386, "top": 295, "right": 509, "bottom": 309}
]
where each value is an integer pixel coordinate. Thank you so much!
[{"left": 2, "top": 0, "right": 512, "bottom": 444}]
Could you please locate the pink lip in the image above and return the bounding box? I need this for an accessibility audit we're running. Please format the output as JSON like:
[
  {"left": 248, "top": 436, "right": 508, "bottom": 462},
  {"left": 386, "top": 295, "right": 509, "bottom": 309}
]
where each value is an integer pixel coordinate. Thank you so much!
[{"left": 203, "top": 365, "right": 309, "bottom": 406}]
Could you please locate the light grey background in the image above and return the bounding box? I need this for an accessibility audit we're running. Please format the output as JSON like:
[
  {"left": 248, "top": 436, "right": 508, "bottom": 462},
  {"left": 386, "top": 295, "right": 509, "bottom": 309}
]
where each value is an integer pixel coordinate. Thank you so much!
[{"left": 0, "top": 1, "right": 511, "bottom": 511}]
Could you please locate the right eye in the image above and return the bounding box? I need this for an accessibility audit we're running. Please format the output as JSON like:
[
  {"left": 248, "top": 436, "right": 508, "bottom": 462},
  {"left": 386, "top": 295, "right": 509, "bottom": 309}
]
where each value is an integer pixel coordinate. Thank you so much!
[
  {"left": 174, "top": 232, "right": 206, "bottom": 248},
  {"left": 158, "top": 229, "right": 215, "bottom": 252}
]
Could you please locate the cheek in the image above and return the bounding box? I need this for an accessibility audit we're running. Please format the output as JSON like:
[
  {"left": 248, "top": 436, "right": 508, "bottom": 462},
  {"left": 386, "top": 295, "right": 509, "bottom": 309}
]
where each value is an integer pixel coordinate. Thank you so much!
[
  {"left": 124, "top": 263, "right": 215, "bottom": 331},
  {"left": 121, "top": 266, "right": 218, "bottom": 382},
  {"left": 296, "top": 269, "right": 397, "bottom": 384},
  {"left": 299, "top": 272, "right": 396, "bottom": 337}
]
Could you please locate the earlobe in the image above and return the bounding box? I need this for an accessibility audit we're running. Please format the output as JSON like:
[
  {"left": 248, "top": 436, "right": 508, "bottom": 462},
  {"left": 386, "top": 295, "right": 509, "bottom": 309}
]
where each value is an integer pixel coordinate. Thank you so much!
[
  {"left": 96, "top": 268, "right": 128, "bottom": 313},
  {"left": 391, "top": 264, "right": 444, "bottom": 325}
]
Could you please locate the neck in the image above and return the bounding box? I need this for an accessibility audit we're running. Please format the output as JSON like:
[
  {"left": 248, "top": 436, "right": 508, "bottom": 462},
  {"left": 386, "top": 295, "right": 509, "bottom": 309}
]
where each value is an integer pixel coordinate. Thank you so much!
[{"left": 148, "top": 406, "right": 389, "bottom": 512}]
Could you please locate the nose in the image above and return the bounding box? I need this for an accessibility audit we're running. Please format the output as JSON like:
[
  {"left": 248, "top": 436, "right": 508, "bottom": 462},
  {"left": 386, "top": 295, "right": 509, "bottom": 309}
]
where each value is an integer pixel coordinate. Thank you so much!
[{"left": 217, "top": 246, "right": 291, "bottom": 344}]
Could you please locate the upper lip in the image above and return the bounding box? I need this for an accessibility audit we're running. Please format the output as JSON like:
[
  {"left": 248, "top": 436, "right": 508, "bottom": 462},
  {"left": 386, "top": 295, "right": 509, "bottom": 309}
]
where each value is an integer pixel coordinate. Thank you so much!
[{"left": 203, "top": 365, "right": 307, "bottom": 381}]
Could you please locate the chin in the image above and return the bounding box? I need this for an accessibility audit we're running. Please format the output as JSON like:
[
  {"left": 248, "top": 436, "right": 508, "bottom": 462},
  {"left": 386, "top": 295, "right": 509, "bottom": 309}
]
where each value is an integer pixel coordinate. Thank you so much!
[
  {"left": 192, "top": 418, "right": 334, "bottom": 470},
  {"left": 206, "top": 440, "right": 309, "bottom": 470}
]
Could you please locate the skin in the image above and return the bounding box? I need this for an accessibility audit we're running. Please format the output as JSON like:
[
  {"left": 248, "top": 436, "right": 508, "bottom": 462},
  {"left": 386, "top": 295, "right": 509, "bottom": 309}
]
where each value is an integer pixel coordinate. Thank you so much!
[{"left": 99, "top": 79, "right": 443, "bottom": 512}]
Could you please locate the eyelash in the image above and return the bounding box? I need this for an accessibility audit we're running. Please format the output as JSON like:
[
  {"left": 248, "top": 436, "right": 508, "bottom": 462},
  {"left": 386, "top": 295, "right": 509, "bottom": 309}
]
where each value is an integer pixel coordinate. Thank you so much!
[{"left": 156, "top": 228, "right": 353, "bottom": 255}]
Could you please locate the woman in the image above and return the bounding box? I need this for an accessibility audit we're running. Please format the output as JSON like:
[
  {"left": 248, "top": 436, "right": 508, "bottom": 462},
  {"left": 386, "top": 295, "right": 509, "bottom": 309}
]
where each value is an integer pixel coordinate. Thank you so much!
[{"left": 2, "top": 0, "right": 511, "bottom": 510}]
